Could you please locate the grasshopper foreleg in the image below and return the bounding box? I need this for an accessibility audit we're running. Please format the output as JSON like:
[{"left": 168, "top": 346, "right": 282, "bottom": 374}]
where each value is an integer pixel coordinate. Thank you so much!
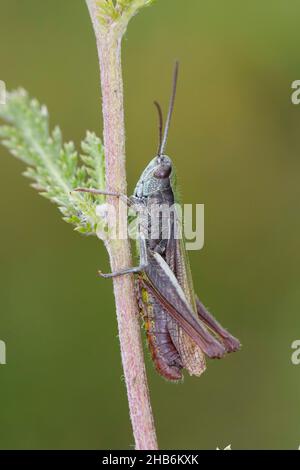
[{"left": 74, "top": 187, "right": 133, "bottom": 207}]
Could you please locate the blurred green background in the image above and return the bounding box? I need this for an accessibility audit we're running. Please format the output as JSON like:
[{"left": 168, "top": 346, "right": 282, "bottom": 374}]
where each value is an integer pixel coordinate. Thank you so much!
[{"left": 0, "top": 0, "right": 300, "bottom": 450}]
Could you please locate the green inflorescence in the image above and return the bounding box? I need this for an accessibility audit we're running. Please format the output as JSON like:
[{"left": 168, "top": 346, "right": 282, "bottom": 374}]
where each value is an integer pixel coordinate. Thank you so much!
[{"left": 96, "top": 0, "right": 155, "bottom": 27}]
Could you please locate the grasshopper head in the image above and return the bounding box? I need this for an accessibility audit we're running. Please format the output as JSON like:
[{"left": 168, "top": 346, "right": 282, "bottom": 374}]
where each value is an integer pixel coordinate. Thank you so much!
[{"left": 134, "top": 155, "right": 173, "bottom": 198}]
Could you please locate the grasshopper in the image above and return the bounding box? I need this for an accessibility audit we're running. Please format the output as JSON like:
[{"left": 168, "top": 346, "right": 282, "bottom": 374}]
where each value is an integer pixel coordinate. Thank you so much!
[{"left": 76, "top": 62, "right": 240, "bottom": 381}]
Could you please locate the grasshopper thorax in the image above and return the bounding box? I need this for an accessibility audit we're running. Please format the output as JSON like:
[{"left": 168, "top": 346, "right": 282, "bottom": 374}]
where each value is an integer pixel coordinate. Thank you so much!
[{"left": 134, "top": 155, "right": 172, "bottom": 198}]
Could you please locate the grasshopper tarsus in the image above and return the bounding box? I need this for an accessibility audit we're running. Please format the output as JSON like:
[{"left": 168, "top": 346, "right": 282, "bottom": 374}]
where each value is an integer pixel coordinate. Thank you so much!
[{"left": 97, "top": 264, "right": 147, "bottom": 279}]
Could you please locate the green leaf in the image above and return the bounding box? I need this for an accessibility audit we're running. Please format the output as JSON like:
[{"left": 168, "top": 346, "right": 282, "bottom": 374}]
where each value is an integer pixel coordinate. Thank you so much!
[{"left": 0, "top": 89, "right": 107, "bottom": 235}]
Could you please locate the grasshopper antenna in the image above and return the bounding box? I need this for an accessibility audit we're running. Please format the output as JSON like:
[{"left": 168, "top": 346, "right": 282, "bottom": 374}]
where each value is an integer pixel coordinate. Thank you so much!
[
  {"left": 153, "top": 100, "right": 163, "bottom": 155},
  {"left": 160, "top": 61, "right": 179, "bottom": 155}
]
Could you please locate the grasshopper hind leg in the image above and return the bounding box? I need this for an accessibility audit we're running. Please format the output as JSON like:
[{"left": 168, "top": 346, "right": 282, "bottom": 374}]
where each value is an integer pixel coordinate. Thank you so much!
[
  {"left": 146, "top": 306, "right": 183, "bottom": 382},
  {"left": 137, "top": 278, "right": 183, "bottom": 381}
]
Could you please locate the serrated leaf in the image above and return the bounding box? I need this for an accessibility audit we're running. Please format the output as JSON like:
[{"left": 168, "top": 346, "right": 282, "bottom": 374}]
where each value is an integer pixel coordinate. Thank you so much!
[{"left": 0, "top": 89, "right": 107, "bottom": 235}]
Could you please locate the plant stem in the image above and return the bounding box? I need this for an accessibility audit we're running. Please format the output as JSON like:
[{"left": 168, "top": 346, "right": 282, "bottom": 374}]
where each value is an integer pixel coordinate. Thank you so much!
[{"left": 86, "top": 0, "right": 158, "bottom": 450}]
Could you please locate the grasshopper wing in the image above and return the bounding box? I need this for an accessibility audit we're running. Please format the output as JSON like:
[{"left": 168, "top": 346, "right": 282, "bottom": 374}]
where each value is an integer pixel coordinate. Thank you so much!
[
  {"left": 167, "top": 223, "right": 240, "bottom": 351},
  {"left": 143, "top": 251, "right": 226, "bottom": 359}
]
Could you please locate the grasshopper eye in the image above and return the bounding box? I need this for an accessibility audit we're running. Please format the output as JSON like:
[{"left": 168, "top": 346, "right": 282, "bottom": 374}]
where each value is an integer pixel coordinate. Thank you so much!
[{"left": 154, "top": 163, "right": 172, "bottom": 179}]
